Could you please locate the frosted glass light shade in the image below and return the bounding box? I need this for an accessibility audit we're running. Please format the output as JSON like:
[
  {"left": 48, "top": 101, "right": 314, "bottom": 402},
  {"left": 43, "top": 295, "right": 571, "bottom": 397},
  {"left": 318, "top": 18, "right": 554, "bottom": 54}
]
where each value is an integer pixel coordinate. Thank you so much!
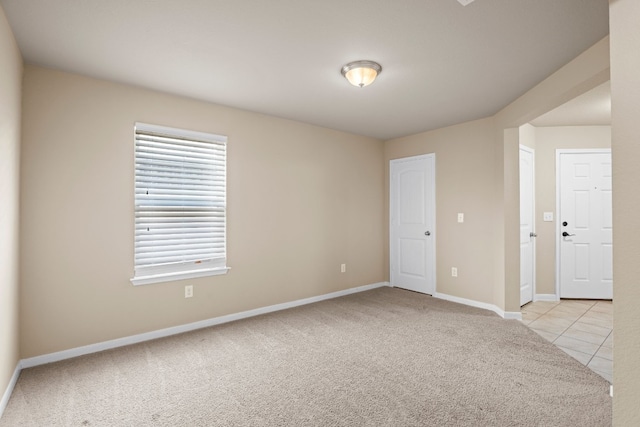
[{"left": 341, "top": 61, "right": 382, "bottom": 88}]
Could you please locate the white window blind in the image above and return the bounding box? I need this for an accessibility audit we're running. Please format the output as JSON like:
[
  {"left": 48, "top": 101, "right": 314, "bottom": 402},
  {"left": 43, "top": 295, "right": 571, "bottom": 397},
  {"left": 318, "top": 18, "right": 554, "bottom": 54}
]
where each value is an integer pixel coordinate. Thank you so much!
[{"left": 132, "top": 123, "right": 228, "bottom": 285}]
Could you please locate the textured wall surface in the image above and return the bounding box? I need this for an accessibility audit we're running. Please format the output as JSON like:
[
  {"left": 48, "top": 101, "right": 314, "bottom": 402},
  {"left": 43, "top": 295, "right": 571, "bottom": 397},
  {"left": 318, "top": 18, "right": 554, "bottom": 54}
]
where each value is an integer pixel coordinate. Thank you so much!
[
  {"left": 0, "top": 4, "right": 22, "bottom": 406},
  {"left": 19, "top": 65, "right": 385, "bottom": 357}
]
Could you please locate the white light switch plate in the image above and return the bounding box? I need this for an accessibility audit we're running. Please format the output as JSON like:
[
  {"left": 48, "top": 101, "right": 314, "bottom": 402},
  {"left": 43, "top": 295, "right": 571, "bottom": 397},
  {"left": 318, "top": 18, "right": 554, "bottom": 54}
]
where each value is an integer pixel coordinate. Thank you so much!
[
  {"left": 457, "top": 213, "right": 464, "bottom": 223},
  {"left": 543, "top": 212, "right": 553, "bottom": 222}
]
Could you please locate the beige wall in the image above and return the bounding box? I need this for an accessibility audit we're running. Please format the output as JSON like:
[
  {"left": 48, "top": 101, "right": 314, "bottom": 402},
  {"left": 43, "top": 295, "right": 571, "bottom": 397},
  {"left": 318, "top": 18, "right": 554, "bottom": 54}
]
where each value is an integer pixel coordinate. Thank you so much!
[
  {"left": 501, "top": 129, "right": 522, "bottom": 312},
  {"left": 17, "top": 39, "right": 608, "bottom": 358},
  {"left": 384, "top": 118, "right": 498, "bottom": 305},
  {"left": 532, "top": 126, "right": 611, "bottom": 296},
  {"left": 19, "top": 65, "right": 385, "bottom": 358},
  {"left": 0, "top": 6, "right": 22, "bottom": 401},
  {"left": 2, "top": 3, "right": 638, "bottom": 422},
  {"left": 382, "top": 39, "right": 610, "bottom": 313},
  {"left": 494, "top": 37, "right": 610, "bottom": 312},
  {"left": 519, "top": 124, "right": 536, "bottom": 150},
  {"left": 609, "top": 0, "right": 640, "bottom": 423}
]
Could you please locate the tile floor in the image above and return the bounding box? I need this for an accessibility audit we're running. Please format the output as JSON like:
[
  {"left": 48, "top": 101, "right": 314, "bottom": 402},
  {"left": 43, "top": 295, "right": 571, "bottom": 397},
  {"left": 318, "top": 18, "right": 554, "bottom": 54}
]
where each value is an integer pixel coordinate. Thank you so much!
[{"left": 521, "top": 299, "right": 613, "bottom": 383}]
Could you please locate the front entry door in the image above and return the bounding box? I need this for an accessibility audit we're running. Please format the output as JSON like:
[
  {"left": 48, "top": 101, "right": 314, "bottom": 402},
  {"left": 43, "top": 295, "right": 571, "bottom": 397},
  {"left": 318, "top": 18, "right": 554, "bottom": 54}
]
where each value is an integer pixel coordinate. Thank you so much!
[
  {"left": 558, "top": 150, "right": 612, "bottom": 299},
  {"left": 390, "top": 154, "right": 436, "bottom": 295}
]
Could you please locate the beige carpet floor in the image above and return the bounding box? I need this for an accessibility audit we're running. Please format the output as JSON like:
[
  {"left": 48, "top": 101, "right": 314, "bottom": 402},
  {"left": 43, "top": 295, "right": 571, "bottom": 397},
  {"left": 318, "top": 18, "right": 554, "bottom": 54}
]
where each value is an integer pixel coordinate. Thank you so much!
[{"left": 0, "top": 287, "right": 611, "bottom": 426}]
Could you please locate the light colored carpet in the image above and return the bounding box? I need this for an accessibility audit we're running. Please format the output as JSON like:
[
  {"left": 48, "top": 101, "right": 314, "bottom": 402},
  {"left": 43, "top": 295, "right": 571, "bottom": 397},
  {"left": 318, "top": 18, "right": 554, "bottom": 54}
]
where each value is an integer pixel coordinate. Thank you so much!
[{"left": 1, "top": 287, "right": 611, "bottom": 426}]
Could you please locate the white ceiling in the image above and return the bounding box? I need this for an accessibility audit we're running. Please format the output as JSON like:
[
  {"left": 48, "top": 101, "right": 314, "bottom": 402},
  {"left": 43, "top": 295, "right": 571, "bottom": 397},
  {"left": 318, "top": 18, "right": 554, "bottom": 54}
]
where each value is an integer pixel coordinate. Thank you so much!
[{"left": 0, "top": 0, "right": 609, "bottom": 140}]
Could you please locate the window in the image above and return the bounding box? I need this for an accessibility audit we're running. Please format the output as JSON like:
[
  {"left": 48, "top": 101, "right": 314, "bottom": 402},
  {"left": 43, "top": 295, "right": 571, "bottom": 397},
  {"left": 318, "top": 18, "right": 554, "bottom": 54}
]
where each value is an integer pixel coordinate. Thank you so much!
[{"left": 131, "top": 123, "right": 228, "bottom": 285}]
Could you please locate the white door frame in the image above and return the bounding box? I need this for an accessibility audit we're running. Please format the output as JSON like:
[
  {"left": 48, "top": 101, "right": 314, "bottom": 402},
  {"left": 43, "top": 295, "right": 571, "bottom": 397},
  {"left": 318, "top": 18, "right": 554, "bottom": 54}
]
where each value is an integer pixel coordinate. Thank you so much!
[
  {"left": 555, "top": 148, "right": 612, "bottom": 298},
  {"left": 389, "top": 153, "right": 436, "bottom": 295},
  {"left": 520, "top": 145, "right": 536, "bottom": 305}
]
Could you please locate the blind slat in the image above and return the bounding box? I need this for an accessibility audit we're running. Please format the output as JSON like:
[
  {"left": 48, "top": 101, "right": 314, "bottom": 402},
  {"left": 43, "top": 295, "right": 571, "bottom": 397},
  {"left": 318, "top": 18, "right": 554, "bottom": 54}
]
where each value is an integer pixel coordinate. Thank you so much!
[
  {"left": 135, "top": 233, "right": 225, "bottom": 243},
  {"left": 135, "top": 131, "right": 226, "bottom": 147}
]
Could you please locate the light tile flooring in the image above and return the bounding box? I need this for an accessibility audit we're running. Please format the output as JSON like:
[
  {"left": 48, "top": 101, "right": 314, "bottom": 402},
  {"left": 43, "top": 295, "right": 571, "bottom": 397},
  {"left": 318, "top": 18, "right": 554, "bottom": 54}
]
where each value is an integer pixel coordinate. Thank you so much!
[{"left": 521, "top": 299, "right": 613, "bottom": 383}]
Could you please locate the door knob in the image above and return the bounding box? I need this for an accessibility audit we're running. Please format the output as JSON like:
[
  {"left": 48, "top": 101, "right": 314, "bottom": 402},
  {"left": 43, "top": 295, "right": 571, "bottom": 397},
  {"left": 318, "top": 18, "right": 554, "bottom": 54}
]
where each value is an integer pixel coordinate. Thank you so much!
[
  {"left": 562, "top": 231, "right": 575, "bottom": 237},
  {"left": 530, "top": 232, "right": 537, "bottom": 238},
  {"left": 425, "top": 231, "right": 431, "bottom": 236}
]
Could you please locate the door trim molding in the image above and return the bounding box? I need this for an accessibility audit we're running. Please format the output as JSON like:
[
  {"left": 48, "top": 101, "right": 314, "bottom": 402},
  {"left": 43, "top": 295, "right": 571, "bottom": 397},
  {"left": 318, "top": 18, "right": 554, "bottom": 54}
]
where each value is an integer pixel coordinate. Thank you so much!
[{"left": 555, "top": 148, "right": 612, "bottom": 298}]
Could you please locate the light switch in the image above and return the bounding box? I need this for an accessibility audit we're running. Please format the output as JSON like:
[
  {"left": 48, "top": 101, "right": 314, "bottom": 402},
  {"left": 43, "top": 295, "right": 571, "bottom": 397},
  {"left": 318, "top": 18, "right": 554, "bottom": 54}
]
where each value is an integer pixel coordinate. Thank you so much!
[
  {"left": 457, "top": 213, "right": 464, "bottom": 223},
  {"left": 543, "top": 212, "right": 553, "bottom": 222}
]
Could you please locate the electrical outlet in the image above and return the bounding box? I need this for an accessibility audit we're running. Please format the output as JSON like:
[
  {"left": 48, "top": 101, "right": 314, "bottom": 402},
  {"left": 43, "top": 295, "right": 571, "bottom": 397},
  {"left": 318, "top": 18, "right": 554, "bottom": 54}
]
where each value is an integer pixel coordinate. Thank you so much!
[
  {"left": 457, "top": 213, "right": 464, "bottom": 223},
  {"left": 184, "top": 285, "right": 193, "bottom": 298},
  {"left": 451, "top": 267, "right": 458, "bottom": 277},
  {"left": 341, "top": 264, "right": 346, "bottom": 273}
]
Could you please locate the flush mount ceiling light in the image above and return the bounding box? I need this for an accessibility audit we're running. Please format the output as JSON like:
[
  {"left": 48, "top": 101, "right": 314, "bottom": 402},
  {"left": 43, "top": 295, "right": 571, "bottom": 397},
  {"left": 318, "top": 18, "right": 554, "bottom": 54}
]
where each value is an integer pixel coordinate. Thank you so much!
[{"left": 341, "top": 60, "right": 382, "bottom": 88}]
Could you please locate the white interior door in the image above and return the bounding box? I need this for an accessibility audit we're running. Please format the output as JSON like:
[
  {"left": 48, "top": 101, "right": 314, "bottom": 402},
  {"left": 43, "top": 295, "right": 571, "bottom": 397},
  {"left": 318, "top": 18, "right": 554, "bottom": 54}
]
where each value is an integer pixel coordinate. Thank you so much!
[
  {"left": 558, "top": 150, "right": 612, "bottom": 299},
  {"left": 520, "top": 146, "right": 535, "bottom": 306},
  {"left": 390, "top": 154, "right": 436, "bottom": 295}
]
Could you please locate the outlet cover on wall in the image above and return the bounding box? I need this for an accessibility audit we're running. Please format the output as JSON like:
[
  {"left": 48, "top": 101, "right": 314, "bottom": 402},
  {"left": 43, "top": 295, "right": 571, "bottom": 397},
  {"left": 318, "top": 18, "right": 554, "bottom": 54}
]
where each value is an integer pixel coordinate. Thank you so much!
[
  {"left": 451, "top": 267, "right": 458, "bottom": 277},
  {"left": 457, "top": 213, "right": 464, "bottom": 223},
  {"left": 340, "top": 264, "right": 346, "bottom": 273},
  {"left": 185, "top": 285, "right": 193, "bottom": 298},
  {"left": 543, "top": 212, "right": 554, "bottom": 222}
]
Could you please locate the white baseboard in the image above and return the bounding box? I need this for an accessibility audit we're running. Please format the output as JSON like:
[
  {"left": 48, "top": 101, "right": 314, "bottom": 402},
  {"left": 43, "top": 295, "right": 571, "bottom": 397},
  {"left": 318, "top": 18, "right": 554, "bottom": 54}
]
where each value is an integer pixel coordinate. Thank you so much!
[
  {"left": 0, "top": 363, "right": 21, "bottom": 420},
  {"left": 21, "top": 282, "right": 391, "bottom": 369},
  {"left": 502, "top": 311, "right": 523, "bottom": 320},
  {"left": 433, "top": 292, "right": 522, "bottom": 321},
  {"left": 534, "top": 294, "right": 559, "bottom": 302}
]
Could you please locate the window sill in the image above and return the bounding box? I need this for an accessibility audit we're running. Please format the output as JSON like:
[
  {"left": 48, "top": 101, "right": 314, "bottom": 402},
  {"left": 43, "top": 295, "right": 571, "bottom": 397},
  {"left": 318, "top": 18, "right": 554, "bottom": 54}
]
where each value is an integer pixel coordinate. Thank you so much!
[{"left": 130, "top": 267, "right": 230, "bottom": 286}]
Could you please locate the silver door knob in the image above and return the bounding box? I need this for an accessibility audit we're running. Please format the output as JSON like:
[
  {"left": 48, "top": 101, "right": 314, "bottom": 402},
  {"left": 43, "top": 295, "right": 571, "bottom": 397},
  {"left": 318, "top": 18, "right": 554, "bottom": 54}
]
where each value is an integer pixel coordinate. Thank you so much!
[{"left": 425, "top": 231, "right": 431, "bottom": 236}]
